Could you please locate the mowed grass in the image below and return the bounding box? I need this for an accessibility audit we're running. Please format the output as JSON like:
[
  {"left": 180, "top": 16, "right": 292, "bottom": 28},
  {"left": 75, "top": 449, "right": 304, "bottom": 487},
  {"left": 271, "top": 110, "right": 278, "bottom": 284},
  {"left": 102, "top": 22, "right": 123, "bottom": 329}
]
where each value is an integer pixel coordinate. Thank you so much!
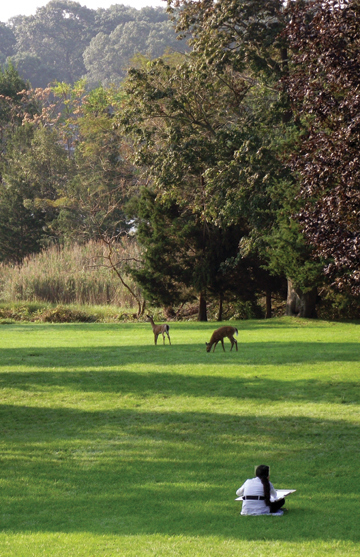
[{"left": 0, "top": 318, "right": 359, "bottom": 556}]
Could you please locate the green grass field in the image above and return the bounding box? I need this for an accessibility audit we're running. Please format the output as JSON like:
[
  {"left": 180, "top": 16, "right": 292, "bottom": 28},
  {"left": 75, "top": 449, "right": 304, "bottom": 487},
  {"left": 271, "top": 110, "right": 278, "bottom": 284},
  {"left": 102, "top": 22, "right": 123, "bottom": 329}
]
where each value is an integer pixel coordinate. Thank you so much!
[{"left": 0, "top": 318, "right": 359, "bottom": 556}]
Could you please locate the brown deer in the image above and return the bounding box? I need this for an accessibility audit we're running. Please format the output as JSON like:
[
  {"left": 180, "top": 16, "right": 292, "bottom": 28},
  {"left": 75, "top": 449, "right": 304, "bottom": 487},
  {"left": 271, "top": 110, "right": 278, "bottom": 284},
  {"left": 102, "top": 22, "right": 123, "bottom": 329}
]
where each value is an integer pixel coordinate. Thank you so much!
[
  {"left": 147, "top": 315, "right": 171, "bottom": 345},
  {"left": 206, "top": 326, "right": 238, "bottom": 352}
]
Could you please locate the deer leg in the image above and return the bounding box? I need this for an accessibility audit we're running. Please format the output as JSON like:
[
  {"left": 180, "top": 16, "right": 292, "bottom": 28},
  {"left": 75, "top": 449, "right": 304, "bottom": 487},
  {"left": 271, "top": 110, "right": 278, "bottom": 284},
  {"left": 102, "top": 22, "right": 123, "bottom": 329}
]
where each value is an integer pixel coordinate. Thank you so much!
[
  {"left": 212, "top": 341, "right": 218, "bottom": 352},
  {"left": 166, "top": 331, "right": 171, "bottom": 345},
  {"left": 229, "top": 336, "right": 238, "bottom": 352},
  {"left": 162, "top": 332, "right": 165, "bottom": 345},
  {"left": 154, "top": 333, "right": 158, "bottom": 345},
  {"left": 221, "top": 339, "right": 225, "bottom": 352}
]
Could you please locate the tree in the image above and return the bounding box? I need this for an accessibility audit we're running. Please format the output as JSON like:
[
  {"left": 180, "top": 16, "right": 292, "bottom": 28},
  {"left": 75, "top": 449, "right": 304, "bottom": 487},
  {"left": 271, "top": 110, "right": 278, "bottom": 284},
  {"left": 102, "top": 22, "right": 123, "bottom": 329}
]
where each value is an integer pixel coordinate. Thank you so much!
[
  {"left": 0, "top": 63, "right": 35, "bottom": 169},
  {"left": 161, "top": 0, "right": 328, "bottom": 317},
  {"left": 7, "top": 52, "right": 57, "bottom": 88},
  {"left": 0, "top": 124, "right": 70, "bottom": 262},
  {"left": 13, "top": 0, "right": 96, "bottom": 85},
  {"left": 282, "top": 0, "right": 360, "bottom": 296},
  {"left": 120, "top": 49, "right": 293, "bottom": 319},
  {"left": 93, "top": 5, "right": 167, "bottom": 36},
  {"left": 120, "top": 56, "right": 253, "bottom": 319},
  {"left": 19, "top": 81, "right": 137, "bottom": 240},
  {"left": 83, "top": 19, "right": 187, "bottom": 88},
  {"left": 93, "top": 4, "right": 138, "bottom": 36},
  {"left": 0, "top": 22, "right": 16, "bottom": 64},
  {"left": 0, "top": 185, "right": 45, "bottom": 264},
  {"left": 126, "top": 188, "right": 263, "bottom": 320}
]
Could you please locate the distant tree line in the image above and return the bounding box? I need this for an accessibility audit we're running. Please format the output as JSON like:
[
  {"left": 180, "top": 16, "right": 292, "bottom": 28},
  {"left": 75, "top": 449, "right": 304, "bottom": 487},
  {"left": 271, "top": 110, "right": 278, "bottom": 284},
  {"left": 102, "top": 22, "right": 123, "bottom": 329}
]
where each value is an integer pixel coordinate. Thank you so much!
[
  {"left": 0, "top": 0, "right": 188, "bottom": 88},
  {"left": 0, "top": 0, "right": 359, "bottom": 320}
]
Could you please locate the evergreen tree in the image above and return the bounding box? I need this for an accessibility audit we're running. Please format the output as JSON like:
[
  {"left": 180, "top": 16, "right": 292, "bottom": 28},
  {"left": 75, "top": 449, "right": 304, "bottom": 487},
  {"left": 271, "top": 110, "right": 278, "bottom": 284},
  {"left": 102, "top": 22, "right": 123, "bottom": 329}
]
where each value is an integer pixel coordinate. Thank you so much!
[{"left": 127, "top": 188, "right": 266, "bottom": 320}]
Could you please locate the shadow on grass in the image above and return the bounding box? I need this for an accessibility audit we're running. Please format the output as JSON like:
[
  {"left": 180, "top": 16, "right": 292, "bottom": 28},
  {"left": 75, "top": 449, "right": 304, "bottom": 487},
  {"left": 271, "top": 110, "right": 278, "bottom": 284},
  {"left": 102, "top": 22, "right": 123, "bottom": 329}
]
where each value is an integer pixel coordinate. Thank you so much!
[
  {"left": 0, "top": 341, "right": 359, "bottom": 368},
  {"left": 0, "top": 369, "right": 359, "bottom": 405},
  {"left": 0, "top": 404, "right": 359, "bottom": 541},
  {"left": 4, "top": 319, "right": 359, "bottom": 333}
]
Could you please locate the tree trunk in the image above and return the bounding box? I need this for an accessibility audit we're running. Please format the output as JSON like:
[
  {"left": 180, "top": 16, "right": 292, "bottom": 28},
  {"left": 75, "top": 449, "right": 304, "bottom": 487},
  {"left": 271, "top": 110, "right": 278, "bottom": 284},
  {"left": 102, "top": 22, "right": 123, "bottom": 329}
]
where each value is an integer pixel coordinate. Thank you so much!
[
  {"left": 198, "top": 292, "right": 208, "bottom": 321},
  {"left": 217, "top": 295, "right": 223, "bottom": 322},
  {"left": 265, "top": 288, "right": 272, "bottom": 319},
  {"left": 286, "top": 279, "right": 317, "bottom": 318}
]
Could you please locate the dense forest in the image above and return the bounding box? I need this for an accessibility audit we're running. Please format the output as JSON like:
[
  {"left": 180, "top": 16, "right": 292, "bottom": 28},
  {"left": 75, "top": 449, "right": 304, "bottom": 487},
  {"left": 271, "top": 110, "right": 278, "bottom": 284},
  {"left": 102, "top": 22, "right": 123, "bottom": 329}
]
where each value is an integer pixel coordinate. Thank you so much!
[
  {"left": 0, "top": 0, "right": 359, "bottom": 321},
  {"left": 0, "top": 1, "right": 188, "bottom": 88}
]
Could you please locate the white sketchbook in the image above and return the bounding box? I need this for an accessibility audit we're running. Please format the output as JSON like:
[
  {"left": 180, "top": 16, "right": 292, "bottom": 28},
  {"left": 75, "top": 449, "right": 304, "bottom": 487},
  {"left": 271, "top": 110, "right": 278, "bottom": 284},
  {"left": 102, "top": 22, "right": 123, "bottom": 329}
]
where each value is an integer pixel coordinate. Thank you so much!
[
  {"left": 276, "top": 489, "right": 296, "bottom": 498},
  {"left": 235, "top": 489, "right": 296, "bottom": 501}
]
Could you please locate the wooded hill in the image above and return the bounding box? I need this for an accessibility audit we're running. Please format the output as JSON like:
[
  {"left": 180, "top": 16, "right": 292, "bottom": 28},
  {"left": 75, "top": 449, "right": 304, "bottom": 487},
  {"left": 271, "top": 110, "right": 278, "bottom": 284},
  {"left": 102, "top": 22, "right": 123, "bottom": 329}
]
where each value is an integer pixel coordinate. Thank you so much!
[{"left": 0, "top": 1, "right": 188, "bottom": 88}]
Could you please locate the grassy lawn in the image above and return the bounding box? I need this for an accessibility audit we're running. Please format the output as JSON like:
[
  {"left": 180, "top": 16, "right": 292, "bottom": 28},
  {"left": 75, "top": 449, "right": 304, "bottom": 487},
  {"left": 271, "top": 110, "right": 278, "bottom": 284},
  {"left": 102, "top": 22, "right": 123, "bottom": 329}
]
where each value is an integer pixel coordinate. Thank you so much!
[{"left": 0, "top": 317, "right": 359, "bottom": 556}]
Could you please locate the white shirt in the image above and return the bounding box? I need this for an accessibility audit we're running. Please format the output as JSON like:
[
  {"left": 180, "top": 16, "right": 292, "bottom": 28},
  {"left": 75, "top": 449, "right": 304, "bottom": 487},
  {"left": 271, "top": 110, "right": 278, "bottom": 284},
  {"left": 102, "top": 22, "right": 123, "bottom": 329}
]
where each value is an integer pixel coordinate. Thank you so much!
[{"left": 236, "top": 477, "right": 278, "bottom": 515}]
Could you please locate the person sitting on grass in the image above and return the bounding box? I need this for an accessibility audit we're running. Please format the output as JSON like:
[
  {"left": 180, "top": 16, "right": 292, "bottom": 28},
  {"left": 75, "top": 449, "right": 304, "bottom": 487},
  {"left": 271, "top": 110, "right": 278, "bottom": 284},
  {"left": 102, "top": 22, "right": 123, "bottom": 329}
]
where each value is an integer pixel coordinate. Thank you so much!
[{"left": 236, "top": 464, "right": 286, "bottom": 516}]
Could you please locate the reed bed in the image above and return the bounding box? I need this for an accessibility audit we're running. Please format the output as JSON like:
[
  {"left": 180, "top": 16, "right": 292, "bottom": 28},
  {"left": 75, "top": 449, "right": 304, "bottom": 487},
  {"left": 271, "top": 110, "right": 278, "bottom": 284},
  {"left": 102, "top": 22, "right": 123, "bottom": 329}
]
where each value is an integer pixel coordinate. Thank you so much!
[{"left": 0, "top": 240, "right": 142, "bottom": 308}]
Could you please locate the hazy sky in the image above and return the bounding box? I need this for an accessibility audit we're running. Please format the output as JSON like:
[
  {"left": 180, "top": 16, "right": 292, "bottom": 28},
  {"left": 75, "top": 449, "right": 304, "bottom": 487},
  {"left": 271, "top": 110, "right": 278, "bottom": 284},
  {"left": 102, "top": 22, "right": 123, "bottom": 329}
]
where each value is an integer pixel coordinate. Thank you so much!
[{"left": 1, "top": 0, "right": 166, "bottom": 23}]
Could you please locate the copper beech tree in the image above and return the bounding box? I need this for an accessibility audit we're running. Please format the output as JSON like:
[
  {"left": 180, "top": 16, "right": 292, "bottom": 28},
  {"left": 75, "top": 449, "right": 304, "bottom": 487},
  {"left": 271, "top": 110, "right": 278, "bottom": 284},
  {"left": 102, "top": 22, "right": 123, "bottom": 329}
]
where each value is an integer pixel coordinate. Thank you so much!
[{"left": 283, "top": 0, "right": 360, "bottom": 295}]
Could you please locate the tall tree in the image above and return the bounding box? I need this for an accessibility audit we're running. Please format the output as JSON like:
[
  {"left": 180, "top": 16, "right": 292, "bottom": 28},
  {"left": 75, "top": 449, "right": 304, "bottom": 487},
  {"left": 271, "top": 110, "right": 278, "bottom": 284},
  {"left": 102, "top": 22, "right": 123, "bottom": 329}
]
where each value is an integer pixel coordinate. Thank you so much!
[
  {"left": 282, "top": 0, "right": 360, "bottom": 296},
  {"left": 0, "top": 22, "right": 16, "bottom": 64},
  {"left": 61, "top": 85, "right": 135, "bottom": 242},
  {"left": 13, "top": 0, "right": 96, "bottom": 84},
  {"left": 120, "top": 52, "right": 289, "bottom": 318},
  {"left": 0, "top": 125, "right": 70, "bottom": 262},
  {"left": 0, "top": 63, "right": 35, "bottom": 167},
  {"left": 18, "top": 81, "right": 136, "bottom": 243},
  {"left": 126, "top": 188, "right": 265, "bottom": 320},
  {"left": 83, "top": 19, "right": 187, "bottom": 88},
  {"left": 8, "top": 52, "right": 57, "bottom": 88},
  {"left": 162, "top": 0, "right": 327, "bottom": 317}
]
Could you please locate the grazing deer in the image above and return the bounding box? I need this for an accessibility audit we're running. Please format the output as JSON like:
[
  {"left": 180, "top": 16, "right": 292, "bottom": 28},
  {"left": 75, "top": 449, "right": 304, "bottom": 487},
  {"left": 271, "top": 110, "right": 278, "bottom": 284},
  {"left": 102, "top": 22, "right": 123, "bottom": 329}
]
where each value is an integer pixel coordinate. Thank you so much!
[
  {"left": 147, "top": 315, "right": 171, "bottom": 345},
  {"left": 206, "top": 326, "right": 238, "bottom": 352}
]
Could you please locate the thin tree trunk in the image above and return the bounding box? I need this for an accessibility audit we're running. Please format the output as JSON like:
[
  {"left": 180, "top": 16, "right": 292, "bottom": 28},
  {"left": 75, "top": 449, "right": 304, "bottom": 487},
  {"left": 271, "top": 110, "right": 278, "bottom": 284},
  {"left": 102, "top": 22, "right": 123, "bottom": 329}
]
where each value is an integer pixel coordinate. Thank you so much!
[
  {"left": 265, "top": 288, "right": 272, "bottom": 319},
  {"left": 198, "top": 292, "right": 207, "bottom": 322},
  {"left": 217, "top": 295, "right": 223, "bottom": 322}
]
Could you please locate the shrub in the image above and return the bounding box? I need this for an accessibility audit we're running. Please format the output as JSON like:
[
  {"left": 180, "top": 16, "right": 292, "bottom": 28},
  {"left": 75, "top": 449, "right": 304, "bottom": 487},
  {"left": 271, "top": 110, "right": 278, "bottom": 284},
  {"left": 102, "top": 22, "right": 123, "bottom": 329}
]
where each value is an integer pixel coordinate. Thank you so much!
[{"left": 36, "top": 305, "right": 96, "bottom": 323}]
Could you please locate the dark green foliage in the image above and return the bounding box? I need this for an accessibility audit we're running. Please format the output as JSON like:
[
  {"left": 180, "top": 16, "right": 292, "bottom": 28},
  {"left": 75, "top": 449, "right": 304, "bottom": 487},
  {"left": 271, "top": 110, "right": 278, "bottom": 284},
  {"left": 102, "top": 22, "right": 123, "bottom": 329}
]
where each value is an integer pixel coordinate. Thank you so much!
[
  {"left": 0, "top": 66, "right": 44, "bottom": 263},
  {"left": 0, "top": 183, "right": 45, "bottom": 264},
  {"left": 0, "top": 125, "right": 71, "bottom": 262},
  {"left": 126, "top": 189, "right": 196, "bottom": 307},
  {"left": 0, "top": 63, "right": 29, "bottom": 136},
  {"left": 161, "top": 0, "right": 327, "bottom": 311},
  {"left": 126, "top": 188, "right": 278, "bottom": 317},
  {"left": 168, "top": 0, "right": 288, "bottom": 83}
]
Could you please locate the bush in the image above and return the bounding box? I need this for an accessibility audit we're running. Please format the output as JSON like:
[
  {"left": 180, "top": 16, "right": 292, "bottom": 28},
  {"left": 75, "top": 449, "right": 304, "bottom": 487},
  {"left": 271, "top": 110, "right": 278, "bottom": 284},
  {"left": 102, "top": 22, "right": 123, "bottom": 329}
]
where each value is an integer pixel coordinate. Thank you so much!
[
  {"left": 37, "top": 305, "right": 96, "bottom": 323},
  {"left": 317, "top": 288, "right": 360, "bottom": 320}
]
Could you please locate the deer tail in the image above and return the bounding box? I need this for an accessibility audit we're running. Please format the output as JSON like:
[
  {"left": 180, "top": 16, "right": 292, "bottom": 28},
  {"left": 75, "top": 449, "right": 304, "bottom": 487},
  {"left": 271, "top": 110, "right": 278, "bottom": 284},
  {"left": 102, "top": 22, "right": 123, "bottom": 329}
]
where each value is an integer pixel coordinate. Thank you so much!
[{"left": 234, "top": 328, "right": 238, "bottom": 336}]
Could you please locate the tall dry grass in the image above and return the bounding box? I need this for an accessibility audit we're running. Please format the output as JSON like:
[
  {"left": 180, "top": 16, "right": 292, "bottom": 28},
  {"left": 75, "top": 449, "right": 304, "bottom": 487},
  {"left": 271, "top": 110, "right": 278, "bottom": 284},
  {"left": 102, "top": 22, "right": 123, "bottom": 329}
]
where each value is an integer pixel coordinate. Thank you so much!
[{"left": 0, "top": 239, "right": 142, "bottom": 308}]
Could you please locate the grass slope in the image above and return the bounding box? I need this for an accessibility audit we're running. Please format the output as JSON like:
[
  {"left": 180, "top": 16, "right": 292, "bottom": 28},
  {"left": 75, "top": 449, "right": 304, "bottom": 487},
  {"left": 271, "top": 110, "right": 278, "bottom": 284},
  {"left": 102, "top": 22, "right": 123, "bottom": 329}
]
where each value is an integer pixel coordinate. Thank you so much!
[{"left": 0, "top": 318, "right": 359, "bottom": 556}]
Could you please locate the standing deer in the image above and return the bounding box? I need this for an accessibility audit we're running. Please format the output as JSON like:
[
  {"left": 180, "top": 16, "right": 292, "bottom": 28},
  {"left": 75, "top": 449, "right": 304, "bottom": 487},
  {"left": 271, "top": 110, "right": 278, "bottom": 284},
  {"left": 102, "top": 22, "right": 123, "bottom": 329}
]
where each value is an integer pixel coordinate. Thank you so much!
[
  {"left": 147, "top": 315, "right": 171, "bottom": 345},
  {"left": 206, "top": 326, "right": 238, "bottom": 352}
]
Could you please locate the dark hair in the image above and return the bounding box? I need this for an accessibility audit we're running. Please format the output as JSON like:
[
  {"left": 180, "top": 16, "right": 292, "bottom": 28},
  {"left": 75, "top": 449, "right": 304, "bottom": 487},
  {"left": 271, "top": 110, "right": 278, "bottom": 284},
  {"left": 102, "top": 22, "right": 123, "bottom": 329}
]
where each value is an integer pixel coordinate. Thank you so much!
[{"left": 256, "top": 464, "right": 271, "bottom": 506}]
